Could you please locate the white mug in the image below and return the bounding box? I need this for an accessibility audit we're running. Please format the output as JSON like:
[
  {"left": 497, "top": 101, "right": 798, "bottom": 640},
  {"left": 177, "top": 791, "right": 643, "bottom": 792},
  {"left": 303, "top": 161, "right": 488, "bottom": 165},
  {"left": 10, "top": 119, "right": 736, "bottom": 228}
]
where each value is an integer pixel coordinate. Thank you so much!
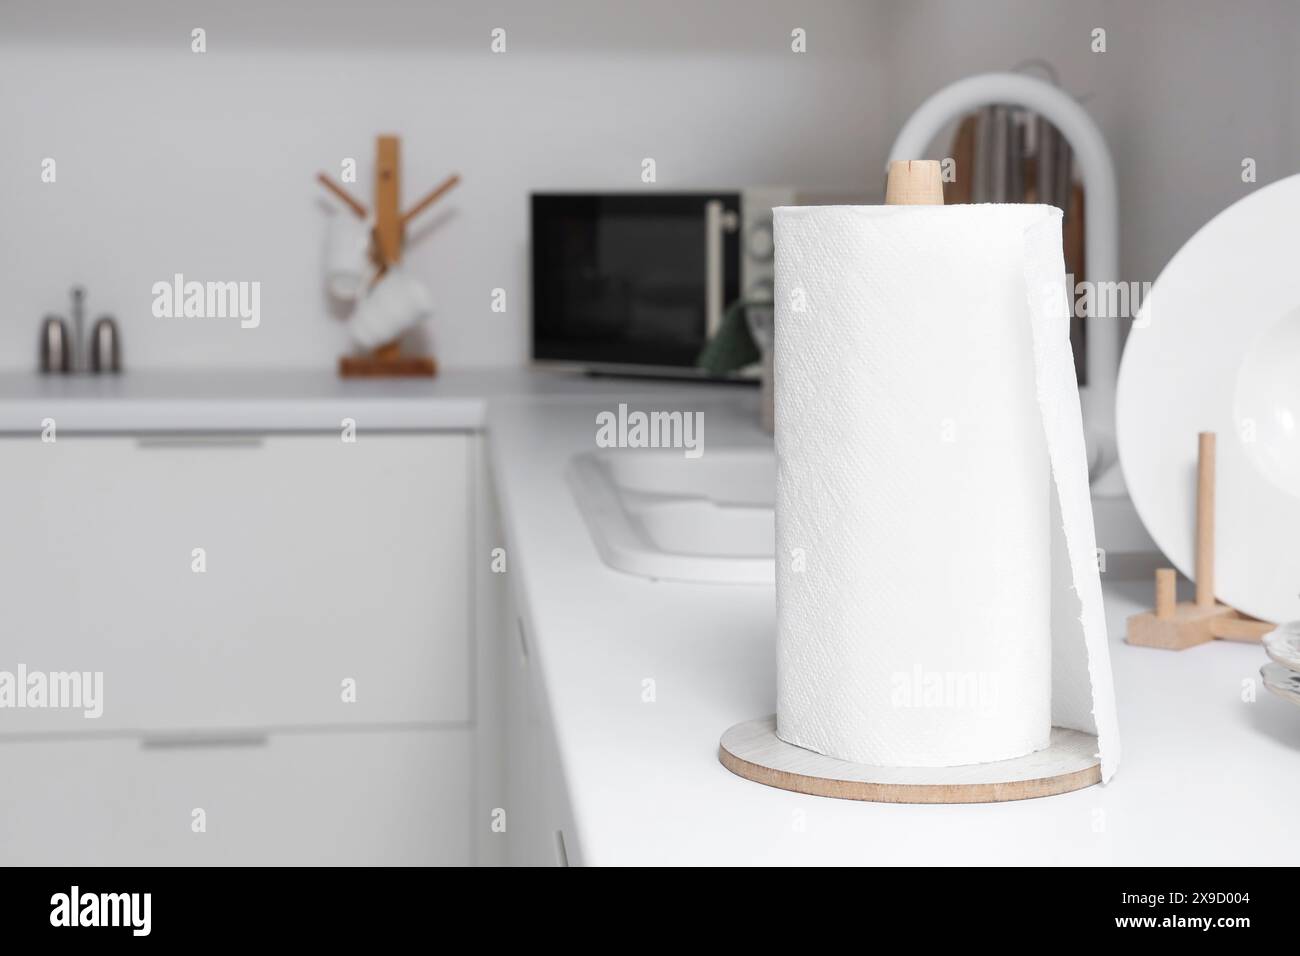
[
  {"left": 349, "top": 267, "right": 433, "bottom": 349},
  {"left": 324, "top": 214, "right": 374, "bottom": 301}
]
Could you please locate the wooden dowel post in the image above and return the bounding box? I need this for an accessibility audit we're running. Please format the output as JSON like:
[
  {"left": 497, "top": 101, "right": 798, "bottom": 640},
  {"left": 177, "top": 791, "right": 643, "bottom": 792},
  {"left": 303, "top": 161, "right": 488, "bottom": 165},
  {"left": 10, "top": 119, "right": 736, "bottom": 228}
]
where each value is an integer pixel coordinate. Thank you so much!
[
  {"left": 884, "top": 160, "right": 945, "bottom": 206},
  {"left": 374, "top": 135, "right": 403, "bottom": 270},
  {"left": 1155, "top": 568, "right": 1176, "bottom": 619},
  {"left": 1195, "top": 432, "right": 1216, "bottom": 608}
]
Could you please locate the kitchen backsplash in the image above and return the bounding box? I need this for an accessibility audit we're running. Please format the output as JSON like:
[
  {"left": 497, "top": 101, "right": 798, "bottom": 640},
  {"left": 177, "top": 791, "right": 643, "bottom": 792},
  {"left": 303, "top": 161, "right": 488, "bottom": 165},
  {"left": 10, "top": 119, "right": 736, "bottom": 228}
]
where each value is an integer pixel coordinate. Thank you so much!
[{"left": 0, "top": 1, "right": 887, "bottom": 370}]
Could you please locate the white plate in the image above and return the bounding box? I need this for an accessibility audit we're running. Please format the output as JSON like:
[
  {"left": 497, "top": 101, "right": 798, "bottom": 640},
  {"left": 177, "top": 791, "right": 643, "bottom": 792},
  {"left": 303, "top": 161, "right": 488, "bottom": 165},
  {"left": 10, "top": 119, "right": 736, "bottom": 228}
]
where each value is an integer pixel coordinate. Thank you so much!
[
  {"left": 1261, "top": 662, "right": 1300, "bottom": 708},
  {"left": 1117, "top": 174, "right": 1300, "bottom": 625},
  {"left": 1263, "top": 622, "right": 1300, "bottom": 672}
]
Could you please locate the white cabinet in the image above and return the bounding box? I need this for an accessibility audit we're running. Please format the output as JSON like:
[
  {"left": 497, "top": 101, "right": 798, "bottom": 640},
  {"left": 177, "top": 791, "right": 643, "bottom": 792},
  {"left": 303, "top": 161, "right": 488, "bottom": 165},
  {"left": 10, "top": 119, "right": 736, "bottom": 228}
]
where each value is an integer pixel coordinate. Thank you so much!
[
  {"left": 0, "top": 430, "right": 475, "bottom": 866},
  {"left": 0, "top": 728, "right": 470, "bottom": 865},
  {"left": 504, "top": 610, "right": 580, "bottom": 867},
  {"left": 0, "top": 433, "right": 469, "bottom": 733}
]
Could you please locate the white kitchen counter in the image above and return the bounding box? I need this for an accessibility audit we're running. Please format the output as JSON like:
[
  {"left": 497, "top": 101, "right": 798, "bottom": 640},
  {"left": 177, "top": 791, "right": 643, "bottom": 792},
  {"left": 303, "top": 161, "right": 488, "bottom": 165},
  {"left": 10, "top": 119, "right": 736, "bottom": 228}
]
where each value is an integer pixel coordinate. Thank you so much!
[
  {"left": 0, "top": 367, "right": 726, "bottom": 433},
  {"left": 5, "top": 367, "right": 1293, "bottom": 865},
  {"left": 484, "top": 386, "right": 1300, "bottom": 866}
]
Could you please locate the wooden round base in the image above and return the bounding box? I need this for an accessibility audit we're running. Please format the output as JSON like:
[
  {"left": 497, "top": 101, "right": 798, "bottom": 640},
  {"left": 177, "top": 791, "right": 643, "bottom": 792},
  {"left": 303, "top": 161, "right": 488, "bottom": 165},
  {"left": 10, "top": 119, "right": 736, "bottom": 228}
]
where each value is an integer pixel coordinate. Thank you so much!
[{"left": 719, "top": 716, "right": 1101, "bottom": 804}]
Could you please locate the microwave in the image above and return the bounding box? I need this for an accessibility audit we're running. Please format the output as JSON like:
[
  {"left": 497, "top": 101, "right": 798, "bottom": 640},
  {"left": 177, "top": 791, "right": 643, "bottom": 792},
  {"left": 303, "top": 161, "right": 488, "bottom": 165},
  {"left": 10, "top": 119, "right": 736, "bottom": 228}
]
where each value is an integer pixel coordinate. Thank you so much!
[{"left": 531, "top": 189, "right": 862, "bottom": 378}]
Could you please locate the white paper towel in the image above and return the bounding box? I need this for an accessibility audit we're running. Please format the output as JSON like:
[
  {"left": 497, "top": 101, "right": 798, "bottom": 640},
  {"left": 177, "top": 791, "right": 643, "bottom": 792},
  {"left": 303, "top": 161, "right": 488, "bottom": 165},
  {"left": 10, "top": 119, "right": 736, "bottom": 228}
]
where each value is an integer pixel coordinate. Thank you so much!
[{"left": 773, "top": 204, "right": 1119, "bottom": 780}]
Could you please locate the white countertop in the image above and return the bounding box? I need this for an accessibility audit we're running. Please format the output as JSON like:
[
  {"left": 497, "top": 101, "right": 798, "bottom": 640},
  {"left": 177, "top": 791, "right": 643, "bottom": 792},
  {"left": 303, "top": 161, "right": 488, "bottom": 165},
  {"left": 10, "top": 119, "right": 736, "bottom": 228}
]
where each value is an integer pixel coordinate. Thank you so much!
[
  {"left": 0, "top": 367, "right": 728, "bottom": 433},
  {"left": 6, "top": 367, "right": 1293, "bottom": 864},
  {"left": 485, "top": 387, "right": 1300, "bottom": 866}
]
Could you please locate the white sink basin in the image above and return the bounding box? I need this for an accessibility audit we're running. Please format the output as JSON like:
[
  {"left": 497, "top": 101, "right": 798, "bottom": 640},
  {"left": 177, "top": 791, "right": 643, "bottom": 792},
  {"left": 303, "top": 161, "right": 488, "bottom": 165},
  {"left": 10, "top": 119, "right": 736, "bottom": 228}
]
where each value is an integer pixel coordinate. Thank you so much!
[{"left": 567, "top": 448, "right": 775, "bottom": 584}]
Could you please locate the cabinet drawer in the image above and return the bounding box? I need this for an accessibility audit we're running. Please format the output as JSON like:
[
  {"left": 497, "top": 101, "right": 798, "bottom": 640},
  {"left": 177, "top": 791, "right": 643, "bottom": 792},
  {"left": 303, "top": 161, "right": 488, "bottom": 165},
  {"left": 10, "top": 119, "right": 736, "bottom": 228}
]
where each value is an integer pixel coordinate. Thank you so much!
[
  {"left": 0, "top": 728, "right": 471, "bottom": 865},
  {"left": 0, "top": 433, "right": 469, "bottom": 733}
]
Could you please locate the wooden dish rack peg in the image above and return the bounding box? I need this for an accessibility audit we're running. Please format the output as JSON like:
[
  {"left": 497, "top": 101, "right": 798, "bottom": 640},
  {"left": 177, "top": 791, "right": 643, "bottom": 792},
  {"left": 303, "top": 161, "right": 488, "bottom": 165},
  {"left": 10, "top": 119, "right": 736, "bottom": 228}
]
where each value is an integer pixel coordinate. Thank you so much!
[
  {"left": 1126, "top": 431, "right": 1274, "bottom": 649},
  {"left": 316, "top": 134, "right": 460, "bottom": 377}
]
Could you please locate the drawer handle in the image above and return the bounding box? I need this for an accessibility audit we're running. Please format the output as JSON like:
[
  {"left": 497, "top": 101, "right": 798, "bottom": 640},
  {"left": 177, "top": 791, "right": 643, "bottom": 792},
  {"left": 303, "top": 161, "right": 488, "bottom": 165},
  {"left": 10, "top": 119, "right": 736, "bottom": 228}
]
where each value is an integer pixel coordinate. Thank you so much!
[
  {"left": 140, "top": 732, "right": 269, "bottom": 750},
  {"left": 135, "top": 435, "right": 265, "bottom": 449}
]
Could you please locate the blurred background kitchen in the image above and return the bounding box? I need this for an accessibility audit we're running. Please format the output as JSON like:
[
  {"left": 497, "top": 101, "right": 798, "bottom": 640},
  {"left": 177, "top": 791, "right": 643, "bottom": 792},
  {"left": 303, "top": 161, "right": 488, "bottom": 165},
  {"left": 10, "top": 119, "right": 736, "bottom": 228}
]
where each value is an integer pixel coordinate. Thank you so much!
[
  {"left": 4, "top": 0, "right": 1297, "bottom": 371},
  {"left": 4, "top": 0, "right": 1300, "bottom": 869}
]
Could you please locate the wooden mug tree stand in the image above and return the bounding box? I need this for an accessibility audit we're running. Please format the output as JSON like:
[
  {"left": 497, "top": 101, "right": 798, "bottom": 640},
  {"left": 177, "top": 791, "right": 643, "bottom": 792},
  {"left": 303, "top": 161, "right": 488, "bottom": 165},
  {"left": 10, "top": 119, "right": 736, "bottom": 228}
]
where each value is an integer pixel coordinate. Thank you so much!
[
  {"left": 718, "top": 160, "right": 1103, "bottom": 804},
  {"left": 316, "top": 135, "right": 460, "bottom": 377},
  {"left": 1125, "top": 432, "right": 1273, "bottom": 649}
]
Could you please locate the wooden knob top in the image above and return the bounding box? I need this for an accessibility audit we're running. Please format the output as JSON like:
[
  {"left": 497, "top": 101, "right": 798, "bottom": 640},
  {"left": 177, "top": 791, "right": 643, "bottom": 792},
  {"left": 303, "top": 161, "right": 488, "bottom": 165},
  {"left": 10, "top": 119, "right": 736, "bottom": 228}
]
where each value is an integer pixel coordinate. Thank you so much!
[{"left": 885, "top": 160, "right": 944, "bottom": 206}]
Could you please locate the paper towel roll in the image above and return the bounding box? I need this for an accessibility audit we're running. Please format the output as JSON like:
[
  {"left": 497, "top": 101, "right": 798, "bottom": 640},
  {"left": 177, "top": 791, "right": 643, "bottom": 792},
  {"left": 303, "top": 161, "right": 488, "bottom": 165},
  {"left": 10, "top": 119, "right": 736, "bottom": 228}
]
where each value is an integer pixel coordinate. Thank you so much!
[{"left": 773, "top": 204, "right": 1119, "bottom": 778}]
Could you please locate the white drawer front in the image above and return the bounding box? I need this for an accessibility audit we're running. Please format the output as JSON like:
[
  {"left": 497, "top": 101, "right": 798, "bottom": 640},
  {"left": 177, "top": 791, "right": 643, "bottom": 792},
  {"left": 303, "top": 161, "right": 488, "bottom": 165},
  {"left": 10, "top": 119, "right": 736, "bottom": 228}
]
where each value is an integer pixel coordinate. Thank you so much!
[
  {"left": 0, "top": 433, "right": 469, "bottom": 733},
  {"left": 0, "top": 729, "right": 471, "bottom": 865}
]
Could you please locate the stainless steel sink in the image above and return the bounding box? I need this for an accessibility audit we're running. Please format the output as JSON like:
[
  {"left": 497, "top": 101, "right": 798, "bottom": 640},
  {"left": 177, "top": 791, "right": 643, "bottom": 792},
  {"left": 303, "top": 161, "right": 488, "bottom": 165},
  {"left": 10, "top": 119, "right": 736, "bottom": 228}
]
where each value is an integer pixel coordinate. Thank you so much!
[{"left": 567, "top": 448, "right": 775, "bottom": 584}]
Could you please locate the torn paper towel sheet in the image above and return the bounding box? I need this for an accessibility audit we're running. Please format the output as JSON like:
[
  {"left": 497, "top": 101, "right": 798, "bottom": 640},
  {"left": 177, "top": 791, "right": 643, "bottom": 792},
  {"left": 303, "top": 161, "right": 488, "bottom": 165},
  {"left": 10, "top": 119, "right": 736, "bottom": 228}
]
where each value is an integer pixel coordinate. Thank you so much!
[{"left": 773, "top": 204, "right": 1120, "bottom": 782}]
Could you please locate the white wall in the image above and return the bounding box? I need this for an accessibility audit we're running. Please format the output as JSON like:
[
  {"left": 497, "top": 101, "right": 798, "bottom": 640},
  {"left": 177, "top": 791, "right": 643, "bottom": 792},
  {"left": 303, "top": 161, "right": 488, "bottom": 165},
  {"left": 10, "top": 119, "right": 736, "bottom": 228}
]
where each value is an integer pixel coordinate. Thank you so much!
[
  {"left": 0, "top": 0, "right": 889, "bottom": 370},
  {"left": 4, "top": 0, "right": 1297, "bottom": 371}
]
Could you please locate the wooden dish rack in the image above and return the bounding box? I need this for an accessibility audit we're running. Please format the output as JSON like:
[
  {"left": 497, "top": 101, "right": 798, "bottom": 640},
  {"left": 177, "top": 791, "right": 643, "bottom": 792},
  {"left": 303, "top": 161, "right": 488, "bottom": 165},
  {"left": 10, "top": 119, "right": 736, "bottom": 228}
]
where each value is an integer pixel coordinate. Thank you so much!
[{"left": 1125, "top": 431, "right": 1274, "bottom": 649}]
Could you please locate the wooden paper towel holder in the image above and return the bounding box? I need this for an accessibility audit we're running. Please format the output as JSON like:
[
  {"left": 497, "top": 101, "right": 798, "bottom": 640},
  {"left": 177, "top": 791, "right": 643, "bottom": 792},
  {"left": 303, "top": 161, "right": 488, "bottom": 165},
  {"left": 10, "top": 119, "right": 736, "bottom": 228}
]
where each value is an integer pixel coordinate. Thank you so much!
[
  {"left": 1125, "top": 431, "right": 1273, "bottom": 649},
  {"left": 718, "top": 159, "right": 1103, "bottom": 803}
]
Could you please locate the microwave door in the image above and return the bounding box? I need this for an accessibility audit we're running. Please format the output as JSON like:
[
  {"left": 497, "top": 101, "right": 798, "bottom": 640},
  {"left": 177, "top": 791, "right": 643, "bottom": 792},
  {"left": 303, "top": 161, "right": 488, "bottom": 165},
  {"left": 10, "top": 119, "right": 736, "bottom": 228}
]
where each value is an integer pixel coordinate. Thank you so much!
[{"left": 531, "top": 193, "right": 742, "bottom": 372}]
